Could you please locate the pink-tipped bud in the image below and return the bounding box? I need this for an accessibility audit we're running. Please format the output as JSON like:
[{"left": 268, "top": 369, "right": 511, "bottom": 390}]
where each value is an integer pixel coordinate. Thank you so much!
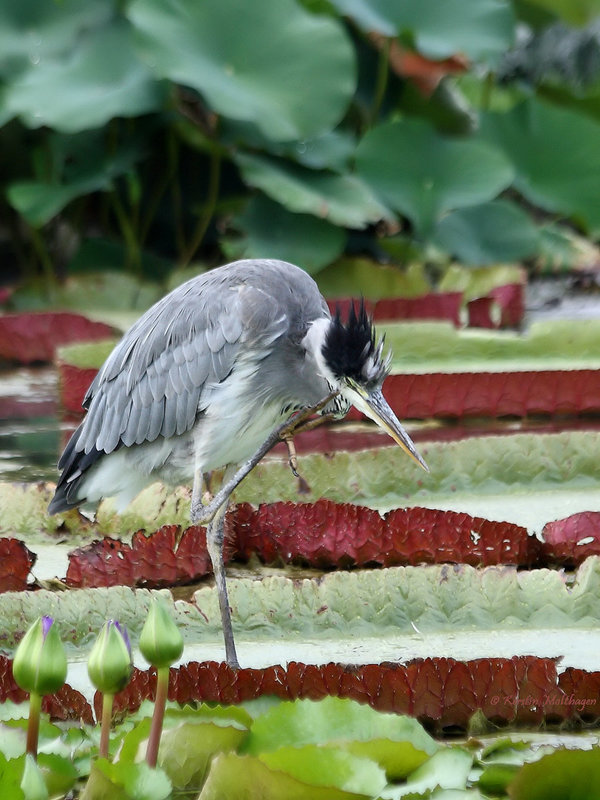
[
  {"left": 88, "top": 620, "right": 133, "bottom": 695},
  {"left": 13, "top": 616, "right": 67, "bottom": 696}
]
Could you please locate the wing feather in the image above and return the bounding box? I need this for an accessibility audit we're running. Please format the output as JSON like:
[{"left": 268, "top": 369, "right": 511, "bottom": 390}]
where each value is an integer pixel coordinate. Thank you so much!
[
  {"left": 134, "top": 403, "right": 152, "bottom": 445},
  {"left": 65, "top": 260, "right": 327, "bottom": 466},
  {"left": 147, "top": 397, "right": 164, "bottom": 442},
  {"left": 161, "top": 394, "right": 178, "bottom": 439}
]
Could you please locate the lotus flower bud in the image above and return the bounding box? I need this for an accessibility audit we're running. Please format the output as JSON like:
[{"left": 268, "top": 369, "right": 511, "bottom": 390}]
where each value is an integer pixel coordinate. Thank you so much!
[
  {"left": 13, "top": 617, "right": 67, "bottom": 696},
  {"left": 139, "top": 597, "right": 183, "bottom": 668},
  {"left": 88, "top": 621, "right": 133, "bottom": 695}
]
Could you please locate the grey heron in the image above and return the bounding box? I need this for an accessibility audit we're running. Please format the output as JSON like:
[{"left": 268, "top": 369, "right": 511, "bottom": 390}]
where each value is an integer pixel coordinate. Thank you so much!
[{"left": 48, "top": 258, "right": 427, "bottom": 668}]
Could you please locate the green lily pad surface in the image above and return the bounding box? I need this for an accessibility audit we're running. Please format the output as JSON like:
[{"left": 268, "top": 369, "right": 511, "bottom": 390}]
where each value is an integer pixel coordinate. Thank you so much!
[
  {"left": 2, "top": 429, "right": 600, "bottom": 538},
  {"left": 383, "top": 319, "right": 600, "bottom": 373}
]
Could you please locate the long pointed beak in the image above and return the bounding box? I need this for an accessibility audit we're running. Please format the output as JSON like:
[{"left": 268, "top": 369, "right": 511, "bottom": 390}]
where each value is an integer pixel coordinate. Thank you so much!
[{"left": 354, "top": 389, "right": 429, "bottom": 472}]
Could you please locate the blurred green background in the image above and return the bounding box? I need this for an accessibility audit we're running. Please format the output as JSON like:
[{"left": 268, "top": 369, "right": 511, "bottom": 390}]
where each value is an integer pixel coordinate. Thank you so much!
[{"left": 2, "top": 0, "right": 600, "bottom": 302}]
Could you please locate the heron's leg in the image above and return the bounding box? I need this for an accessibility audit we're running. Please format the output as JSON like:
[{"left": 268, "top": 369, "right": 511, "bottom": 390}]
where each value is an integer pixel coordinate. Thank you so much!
[
  {"left": 205, "top": 497, "right": 240, "bottom": 669},
  {"left": 190, "top": 467, "right": 205, "bottom": 523},
  {"left": 196, "top": 392, "right": 339, "bottom": 526}
]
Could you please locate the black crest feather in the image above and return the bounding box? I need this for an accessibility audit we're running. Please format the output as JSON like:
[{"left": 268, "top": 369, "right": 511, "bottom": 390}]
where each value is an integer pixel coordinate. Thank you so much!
[{"left": 322, "top": 301, "right": 389, "bottom": 388}]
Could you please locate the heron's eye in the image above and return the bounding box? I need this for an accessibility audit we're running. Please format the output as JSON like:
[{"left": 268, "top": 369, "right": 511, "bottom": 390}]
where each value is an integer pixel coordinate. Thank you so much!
[{"left": 343, "top": 376, "right": 367, "bottom": 398}]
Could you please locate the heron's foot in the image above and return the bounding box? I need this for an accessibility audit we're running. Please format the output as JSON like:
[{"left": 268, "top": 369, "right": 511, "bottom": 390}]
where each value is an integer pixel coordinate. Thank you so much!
[
  {"left": 190, "top": 495, "right": 205, "bottom": 525},
  {"left": 283, "top": 435, "right": 299, "bottom": 477}
]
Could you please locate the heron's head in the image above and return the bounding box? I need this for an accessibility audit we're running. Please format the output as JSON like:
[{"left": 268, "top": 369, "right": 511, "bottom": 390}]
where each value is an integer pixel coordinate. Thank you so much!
[{"left": 319, "top": 302, "right": 428, "bottom": 472}]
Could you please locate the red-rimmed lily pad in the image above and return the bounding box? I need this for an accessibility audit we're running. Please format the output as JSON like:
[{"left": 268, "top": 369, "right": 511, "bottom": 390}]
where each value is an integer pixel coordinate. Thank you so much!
[
  {"left": 542, "top": 512, "right": 600, "bottom": 567},
  {"left": 64, "top": 501, "right": 538, "bottom": 589},
  {"left": 467, "top": 282, "right": 524, "bottom": 328},
  {"left": 0, "top": 538, "right": 35, "bottom": 592},
  {"left": 327, "top": 294, "right": 463, "bottom": 326},
  {"left": 234, "top": 500, "right": 538, "bottom": 570},
  {"left": 66, "top": 525, "right": 212, "bottom": 588},
  {"left": 98, "top": 656, "right": 588, "bottom": 732},
  {"left": 54, "top": 319, "right": 600, "bottom": 420},
  {"left": 320, "top": 259, "right": 525, "bottom": 328},
  {"left": 55, "top": 338, "right": 116, "bottom": 413},
  {"left": 0, "top": 655, "right": 93, "bottom": 723},
  {"left": 0, "top": 312, "right": 116, "bottom": 365},
  {"left": 382, "top": 368, "right": 600, "bottom": 418},
  {"left": 329, "top": 283, "right": 524, "bottom": 329}
]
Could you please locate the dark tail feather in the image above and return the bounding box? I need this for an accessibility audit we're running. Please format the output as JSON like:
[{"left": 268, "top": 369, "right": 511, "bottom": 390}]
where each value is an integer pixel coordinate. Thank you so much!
[{"left": 48, "top": 425, "right": 102, "bottom": 514}]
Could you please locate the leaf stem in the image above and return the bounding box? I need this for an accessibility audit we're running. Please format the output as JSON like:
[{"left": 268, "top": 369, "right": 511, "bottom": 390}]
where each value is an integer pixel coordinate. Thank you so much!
[
  {"left": 99, "top": 693, "right": 114, "bottom": 759},
  {"left": 30, "top": 227, "right": 56, "bottom": 293},
  {"left": 481, "top": 71, "right": 495, "bottom": 111},
  {"left": 180, "top": 147, "right": 221, "bottom": 266},
  {"left": 26, "top": 692, "right": 42, "bottom": 758},
  {"left": 109, "top": 190, "right": 141, "bottom": 277},
  {"left": 370, "top": 37, "right": 391, "bottom": 126},
  {"left": 146, "top": 666, "right": 169, "bottom": 768}
]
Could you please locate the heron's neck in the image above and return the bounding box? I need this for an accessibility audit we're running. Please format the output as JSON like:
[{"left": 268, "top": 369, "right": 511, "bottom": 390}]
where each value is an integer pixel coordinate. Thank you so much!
[{"left": 303, "top": 317, "right": 339, "bottom": 389}]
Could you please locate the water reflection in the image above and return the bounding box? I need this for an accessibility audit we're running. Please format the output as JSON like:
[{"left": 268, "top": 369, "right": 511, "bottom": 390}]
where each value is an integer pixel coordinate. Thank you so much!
[
  {"left": 4, "top": 365, "right": 600, "bottom": 484},
  {"left": 0, "top": 367, "right": 62, "bottom": 482}
]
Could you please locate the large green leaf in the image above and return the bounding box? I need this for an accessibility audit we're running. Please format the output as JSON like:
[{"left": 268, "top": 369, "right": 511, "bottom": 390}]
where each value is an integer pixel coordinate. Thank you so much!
[
  {"left": 0, "top": 0, "right": 111, "bottom": 80},
  {"left": 83, "top": 759, "right": 171, "bottom": 800},
  {"left": 128, "top": 0, "right": 356, "bottom": 142},
  {"left": 222, "top": 123, "right": 357, "bottom": 173},
  {"left": 509, "top": 747, "right": 600, "bottom": 799},
  {"left": 480, "top": 97, "right": 600, "bottom": 235},
  {"left": 7, "top": 180, "right": 104, "bottom": 227},
  {"left": 223, "top": 196, "right": 346, "bottom": 273},
  {"left": 200, "top": 753, "right": 362, "bottom": 800},
  {"left": 4, "top": 21, "right": 165, "bottom": 133},
  {"left": 522, "top": 0, "right": 600, "bottom": 25},
  {"left": 356, "top": 118, "right": 514, "bottom": 237},
  {"left": 385, "top": 748, "right": 473, "bottom": 798},
  {"left": 328, "top": 0, "right": 515, "bottom": 63},
  {"left": 6, "top": 132, "right": 146, "bottom": 226},
  {"left": 157, "top": 721, "right": 247, "bottom": 789},
  {"left": 234, "top": 153, "right": 392, "bottom": 228},
  {"left": 245, "top": 696, "right": 437, "bottom": 779},
  {"left": 260, "top": 746, "right": 387, "bottom": 796},
  {"left": 433, "top": 200, "right": 540, "bottom": 265}
]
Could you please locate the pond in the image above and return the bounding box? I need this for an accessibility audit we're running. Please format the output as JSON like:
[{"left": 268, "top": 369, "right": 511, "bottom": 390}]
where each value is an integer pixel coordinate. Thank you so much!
[{"left": 3, "top": 346, "right": 600, "bottom": 688}]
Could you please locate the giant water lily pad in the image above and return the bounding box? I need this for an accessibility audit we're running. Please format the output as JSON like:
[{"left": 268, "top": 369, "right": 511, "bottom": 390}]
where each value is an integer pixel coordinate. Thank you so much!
[
  {"left": 52, "top": 318, "right": 600, "bottom": 415},
  {"left": 4, "top": 429, "right": 600, "bottom": 538},
  {"left": 3, "top": 558, "right": 600, "bottom": 658},
  {"left": 0, "top": 312, "right": 115, "bottom": 364}
]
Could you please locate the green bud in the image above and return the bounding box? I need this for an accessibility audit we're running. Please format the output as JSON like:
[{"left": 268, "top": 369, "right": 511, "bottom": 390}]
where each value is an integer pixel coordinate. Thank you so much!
[
  {"left": 20, "top": 753, "right": 48, "bottom": 800},
  {"left": 88, "top": 620, "right": 133, "bottom": 695},
  {"left": 139, "top": 597, "right": 183, "bottom": 668},
  {"left": 13, "top": 617, "right": 67, "bottom": 696}
]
